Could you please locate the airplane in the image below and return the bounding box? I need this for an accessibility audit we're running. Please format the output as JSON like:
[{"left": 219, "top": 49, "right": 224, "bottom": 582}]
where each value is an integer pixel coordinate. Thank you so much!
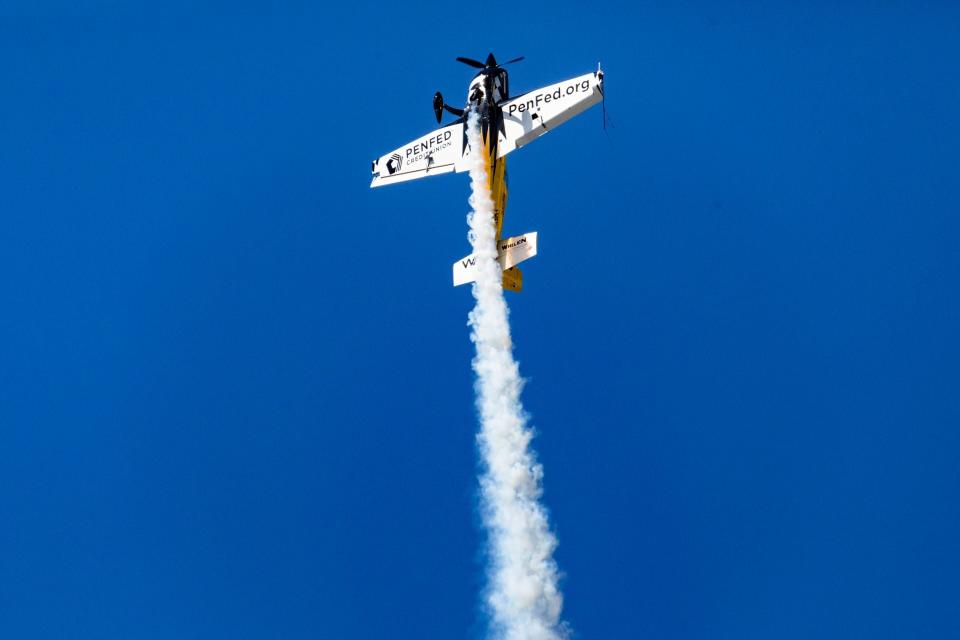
[{"left": 370, "top": 53, "right": 605, "bottom": 292}]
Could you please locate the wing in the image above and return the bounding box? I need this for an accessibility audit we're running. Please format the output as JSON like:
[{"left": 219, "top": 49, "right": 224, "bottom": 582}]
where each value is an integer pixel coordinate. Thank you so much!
[
  {"left": 370, "top": 121, "right": 465, "bottom": 188},
  {"left": 497, "top": 70, "right": 604, "bottom": 158}
]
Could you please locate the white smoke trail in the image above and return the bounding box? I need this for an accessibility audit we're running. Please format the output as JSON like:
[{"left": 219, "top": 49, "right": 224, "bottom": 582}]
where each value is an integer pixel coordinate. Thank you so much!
[{"left": 465, "top": 112, "right": 567, "bottom": 640}]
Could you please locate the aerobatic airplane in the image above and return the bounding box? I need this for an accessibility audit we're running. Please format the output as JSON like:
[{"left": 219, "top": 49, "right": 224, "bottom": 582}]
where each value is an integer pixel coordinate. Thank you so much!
[{"left": 370, "top": 54, "right": 604, "bottom": 291}]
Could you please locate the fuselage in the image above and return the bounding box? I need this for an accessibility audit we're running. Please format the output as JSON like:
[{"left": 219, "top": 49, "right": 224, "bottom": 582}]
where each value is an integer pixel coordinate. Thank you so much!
[{"left": 465, "top": 69, "right": 509, "bottom": 243}]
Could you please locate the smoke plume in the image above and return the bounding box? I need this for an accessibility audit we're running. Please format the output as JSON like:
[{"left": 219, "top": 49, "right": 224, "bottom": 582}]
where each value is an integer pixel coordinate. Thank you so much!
[{"left": 464, "top": 112, "right": 567, "bottom": 640}]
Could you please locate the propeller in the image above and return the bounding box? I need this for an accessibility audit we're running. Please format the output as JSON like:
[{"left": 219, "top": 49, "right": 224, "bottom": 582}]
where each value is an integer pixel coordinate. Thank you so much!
[
  {"left": 443, "top": 54, "right": 525, "bottom": 121},
  {"left": 455, "top": 54, "right": 524, "bottom": 70},
  {"left": 456, "top": 56, "right": 485, "bottom": 69}
]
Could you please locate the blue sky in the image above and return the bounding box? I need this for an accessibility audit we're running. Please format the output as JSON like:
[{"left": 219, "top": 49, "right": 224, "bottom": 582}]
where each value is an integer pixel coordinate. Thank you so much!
[{"left": 2, "top": 2, "right": 958, "bottom": 638}]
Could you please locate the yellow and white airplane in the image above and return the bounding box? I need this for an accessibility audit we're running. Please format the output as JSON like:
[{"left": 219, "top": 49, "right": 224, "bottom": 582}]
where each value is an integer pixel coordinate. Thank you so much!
[{"left": 370, "top": 54, "right": 604, "bottom": 291}]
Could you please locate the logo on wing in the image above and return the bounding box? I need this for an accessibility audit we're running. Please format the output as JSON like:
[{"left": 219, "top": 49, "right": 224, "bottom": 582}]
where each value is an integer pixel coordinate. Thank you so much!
[{"left": 386, "top": 153, "right": 403, "bottom": 175}]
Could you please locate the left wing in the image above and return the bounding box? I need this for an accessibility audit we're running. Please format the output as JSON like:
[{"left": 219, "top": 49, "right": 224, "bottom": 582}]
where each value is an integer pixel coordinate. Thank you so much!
[
  {"left": 370, "top": 121, "right": 465, "bottom": 188},
  {"left": 497, "top": 70, "right": 604, "bottom": 158}
]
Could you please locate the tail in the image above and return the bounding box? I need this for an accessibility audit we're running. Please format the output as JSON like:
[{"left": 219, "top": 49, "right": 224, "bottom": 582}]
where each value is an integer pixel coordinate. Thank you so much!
[
  {"left": 453, "top": 231, "right": 538, "bottom": 292},
  {"left": 501, "top": 266, "right": 523, "bottom": 292}
]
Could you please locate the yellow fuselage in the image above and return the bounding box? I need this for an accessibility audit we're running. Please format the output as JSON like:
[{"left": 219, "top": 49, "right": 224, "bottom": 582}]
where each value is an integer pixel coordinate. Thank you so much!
[{"left": 478, "top": 111, "right": 522, "bottom": 292}]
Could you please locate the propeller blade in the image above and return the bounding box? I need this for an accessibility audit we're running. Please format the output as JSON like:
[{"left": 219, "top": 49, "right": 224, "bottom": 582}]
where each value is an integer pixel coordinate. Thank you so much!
[
  {"left": 456, "top": 56, "right": 485, "bottom": 69},
  {"left": 503, "top": 56, "right": 525, "bottom": 65}
]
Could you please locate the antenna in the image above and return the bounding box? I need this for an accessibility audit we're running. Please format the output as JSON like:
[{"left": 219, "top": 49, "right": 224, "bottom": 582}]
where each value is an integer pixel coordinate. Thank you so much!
[{"left": 597, "top": 62, "right": 613, "bottom": 145}]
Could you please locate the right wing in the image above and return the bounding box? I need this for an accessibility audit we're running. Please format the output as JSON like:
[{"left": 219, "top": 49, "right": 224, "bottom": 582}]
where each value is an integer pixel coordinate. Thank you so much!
[
  {"left": 497, "top": 70, "right": 604, "bottom": 158},
  {"left": 370, "top": 121, "right": 465, "bottom": 188}
]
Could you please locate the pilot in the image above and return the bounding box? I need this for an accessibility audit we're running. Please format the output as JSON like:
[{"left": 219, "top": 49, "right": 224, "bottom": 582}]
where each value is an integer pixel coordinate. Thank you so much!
[{"left": 469, "top": 82, "right": 485, "bottom": 104}]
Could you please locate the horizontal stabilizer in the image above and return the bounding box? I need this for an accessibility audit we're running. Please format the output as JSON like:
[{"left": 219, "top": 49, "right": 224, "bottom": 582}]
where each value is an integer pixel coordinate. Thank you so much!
[{"left": 453, "top": 232, "right": 538, "bottom": 288}]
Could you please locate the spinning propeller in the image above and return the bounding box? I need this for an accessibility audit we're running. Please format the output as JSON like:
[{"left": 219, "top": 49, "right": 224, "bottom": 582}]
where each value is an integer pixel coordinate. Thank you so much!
[
  {"left": 456, "top": 53, "right": 524, "bottom": 69},
  {"left": 434, "top": 53, "right": 524, "bottom": 123}
]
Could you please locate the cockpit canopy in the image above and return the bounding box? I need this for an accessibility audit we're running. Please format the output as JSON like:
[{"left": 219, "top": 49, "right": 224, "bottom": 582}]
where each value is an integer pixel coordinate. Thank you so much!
[{"left": 466, "top": 69, "right": 509, "bottom": 105}]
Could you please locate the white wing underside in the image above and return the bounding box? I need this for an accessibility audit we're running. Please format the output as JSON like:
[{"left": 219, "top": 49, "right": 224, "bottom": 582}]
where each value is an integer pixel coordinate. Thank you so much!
[
  {"left": 370, "top": 122, "right": 465, "bottom": 188},
  {"left": 497, "top": 71, "right": 603, "bottom": 158},
  {"left": 369, "top": 70, "right": 603, "bottom": 188}
]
